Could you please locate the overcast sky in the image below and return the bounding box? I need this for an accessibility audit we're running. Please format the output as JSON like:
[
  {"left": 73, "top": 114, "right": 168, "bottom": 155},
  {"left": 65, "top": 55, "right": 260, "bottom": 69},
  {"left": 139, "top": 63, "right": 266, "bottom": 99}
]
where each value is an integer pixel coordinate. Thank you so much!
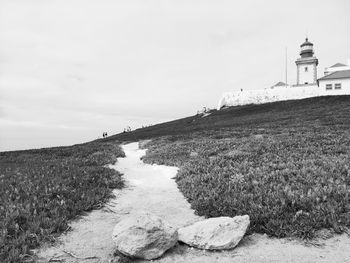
[{"left": 1, "top": 0, "right": 349, "bottom": 151}]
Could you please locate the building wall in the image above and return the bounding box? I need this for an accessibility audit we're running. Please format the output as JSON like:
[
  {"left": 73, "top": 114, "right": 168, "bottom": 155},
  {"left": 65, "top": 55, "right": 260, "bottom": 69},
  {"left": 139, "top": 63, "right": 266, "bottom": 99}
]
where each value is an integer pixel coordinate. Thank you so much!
[
  {"left": 319, "top": 78, "right": 350, "bottom": 96},
  {"left": 217, "top": 80, "right": 350, "bottom": 110},
  {"left": 217, "top": 85, "right": 320, "bottom": 109},
  {"left": 297, "top": 63, "right": 317, "bottom": 84},
  {"left": 324, "top": 60, "right": 350, "bottom": 75},
  {"left": 325, "top": 65, "right": 350, "bottom": 75}
]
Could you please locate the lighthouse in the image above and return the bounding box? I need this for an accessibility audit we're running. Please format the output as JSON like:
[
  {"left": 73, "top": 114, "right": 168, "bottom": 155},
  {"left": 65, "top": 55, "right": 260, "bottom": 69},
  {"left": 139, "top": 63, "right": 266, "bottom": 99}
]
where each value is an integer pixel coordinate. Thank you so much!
[
  {"left": 217, "top": 37, "right": 350, "bottom": 110},
  {"left": 295, "top": 38, "right": 318, "bottom": 85}
]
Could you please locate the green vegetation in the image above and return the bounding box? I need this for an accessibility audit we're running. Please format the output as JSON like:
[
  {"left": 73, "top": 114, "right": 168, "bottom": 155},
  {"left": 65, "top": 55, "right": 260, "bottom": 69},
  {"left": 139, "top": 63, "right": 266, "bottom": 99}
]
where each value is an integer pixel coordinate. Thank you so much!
[
  {"left": 1, "top": 96, "right": 349, "bottom": 262},
  {"left": 135, "top": 96, "right": 350, "bottom": 239},
  {"left": 0, "top": 142, "right": 124, "bottom": 263}
]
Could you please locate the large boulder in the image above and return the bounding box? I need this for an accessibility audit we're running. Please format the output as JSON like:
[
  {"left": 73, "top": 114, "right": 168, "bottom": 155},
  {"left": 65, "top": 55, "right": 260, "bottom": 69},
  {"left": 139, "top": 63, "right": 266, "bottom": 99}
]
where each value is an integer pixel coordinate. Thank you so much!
[
  {"left": 112, "top": 213, "right": 178, "bottom": 260},
  {"left": 178, "top": 215, "right": 250, "bottom": 250}
]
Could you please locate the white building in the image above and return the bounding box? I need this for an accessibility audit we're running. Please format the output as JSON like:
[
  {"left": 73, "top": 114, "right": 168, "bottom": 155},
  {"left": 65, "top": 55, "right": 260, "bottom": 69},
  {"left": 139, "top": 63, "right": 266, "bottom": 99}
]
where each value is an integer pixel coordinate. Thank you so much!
[
  {"left": 217, "top": 38, "right": 350, "bottom": 110},
  {"left": 324, "top": 60, "right": 350, "bottom": 75},
  {"left": 318, "top": 69, "right": 350, "bottom": 95}
]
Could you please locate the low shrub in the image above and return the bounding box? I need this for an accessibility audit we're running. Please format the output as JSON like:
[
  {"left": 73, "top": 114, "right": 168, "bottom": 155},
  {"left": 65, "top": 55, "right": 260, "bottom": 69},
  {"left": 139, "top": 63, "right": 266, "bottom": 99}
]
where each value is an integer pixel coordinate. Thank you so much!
[
  {"left": 143, "top": 130, "right": 350, "bottom": 239},
  {"left": 0, "top": 142, "right": 124, "bottom": 263}
]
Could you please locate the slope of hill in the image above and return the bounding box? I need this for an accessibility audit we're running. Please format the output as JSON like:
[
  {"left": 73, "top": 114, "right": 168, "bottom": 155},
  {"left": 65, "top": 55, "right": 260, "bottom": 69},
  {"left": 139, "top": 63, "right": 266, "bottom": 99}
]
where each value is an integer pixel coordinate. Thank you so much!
[
  {"left": 1, "top": 95, "right": 350, "bottom": 262},
  {"left": 108, "top": 95, "right": 350, "bottom": 239},
  {"left": 106, "top": 95, "right": 350, "bottom": 142}
]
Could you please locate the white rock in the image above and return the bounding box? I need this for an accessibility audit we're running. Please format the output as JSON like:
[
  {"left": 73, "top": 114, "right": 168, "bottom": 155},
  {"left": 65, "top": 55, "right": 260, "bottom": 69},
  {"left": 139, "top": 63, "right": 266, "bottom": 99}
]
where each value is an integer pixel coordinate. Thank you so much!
[
  {"left": 190, "top": 151, "right": 198, "bottom": 157},
  {"left": 112, "top": 213, "right": 178, "bottom": 260},
  {"left": 178, "top": 215, "right": 250, "bottom": 250}
]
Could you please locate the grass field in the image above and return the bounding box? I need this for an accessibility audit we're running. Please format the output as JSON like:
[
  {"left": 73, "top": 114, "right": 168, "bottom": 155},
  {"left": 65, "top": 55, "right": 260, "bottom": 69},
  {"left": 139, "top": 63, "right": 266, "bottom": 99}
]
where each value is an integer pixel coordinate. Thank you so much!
[
  {"left": 130, "top": 96, "right": 350, "bottom": 239},
  {"left": 0, "top": 142, "right": 124, "bottom": 263},
  {"left": 1, "top": 95, "right": 350, "bottom": 262}
]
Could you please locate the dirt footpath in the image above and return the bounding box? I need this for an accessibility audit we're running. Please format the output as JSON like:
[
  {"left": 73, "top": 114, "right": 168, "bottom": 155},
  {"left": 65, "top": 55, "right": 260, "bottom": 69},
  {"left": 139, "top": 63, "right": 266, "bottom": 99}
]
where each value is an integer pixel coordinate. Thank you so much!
[{"left": 36, "top": 142, "right": 350, "bottom": 263}]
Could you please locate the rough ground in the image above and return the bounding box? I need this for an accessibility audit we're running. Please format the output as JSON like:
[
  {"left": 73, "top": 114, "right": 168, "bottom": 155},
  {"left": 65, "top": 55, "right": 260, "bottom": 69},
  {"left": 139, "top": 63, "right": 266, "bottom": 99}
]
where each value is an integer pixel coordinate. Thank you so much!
[{"left": 36, "top": 142, "right": 350, "bottom": 263}]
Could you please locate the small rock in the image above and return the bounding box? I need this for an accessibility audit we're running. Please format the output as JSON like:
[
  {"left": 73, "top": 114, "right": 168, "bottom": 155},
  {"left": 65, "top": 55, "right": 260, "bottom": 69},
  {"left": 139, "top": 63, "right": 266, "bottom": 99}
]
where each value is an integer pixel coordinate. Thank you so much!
[
  {"left": 226, "top": 150, "right": 246, "bottom": 157},
  {"left": 209, "top": 156, "right": 216, "bottom": 161},
  {"left": 254, "top": 134, "right": 264, "bottom": 139},
  {"left": 190, "top": 151, "right": 198, "bottom": 157},
  {"left": 178, "top": 215, "right": 250, "bottom": 250},
  {"left": 112, "top": 213, "right": 178, "bottom": 260},
  {"left": 110, "top": 255, "right": 130, "bottom": 263}
]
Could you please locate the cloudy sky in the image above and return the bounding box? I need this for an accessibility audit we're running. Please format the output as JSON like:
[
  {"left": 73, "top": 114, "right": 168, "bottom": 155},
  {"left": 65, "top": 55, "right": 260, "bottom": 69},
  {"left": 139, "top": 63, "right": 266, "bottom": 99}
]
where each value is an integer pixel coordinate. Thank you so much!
[{"left": 1, "top": 0, "right": 349, "bottom": 151}]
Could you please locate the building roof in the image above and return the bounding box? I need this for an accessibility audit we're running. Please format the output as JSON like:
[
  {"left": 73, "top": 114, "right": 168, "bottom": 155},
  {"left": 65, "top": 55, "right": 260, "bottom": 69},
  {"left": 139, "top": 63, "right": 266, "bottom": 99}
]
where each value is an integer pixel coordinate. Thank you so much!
[
  {"left": 300, "top": 38, "right": 313, "bottom": 47},
  {"left": 318, "top": 70, "right": 350, "bottom": 81},
  {"left": 273, "top": 81, "right": 287, "bottom": 87},
  {"left": 329, "top": 63, "right": 346, "bottom": 68},
  {"left": 270, "top": 81, "right": 287, "bottom": 89}
]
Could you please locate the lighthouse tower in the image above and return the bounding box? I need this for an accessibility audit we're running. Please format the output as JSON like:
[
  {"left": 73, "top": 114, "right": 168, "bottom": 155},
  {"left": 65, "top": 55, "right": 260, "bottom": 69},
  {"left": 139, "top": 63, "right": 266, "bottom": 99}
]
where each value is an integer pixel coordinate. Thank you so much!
[{"left": 295, "top": 38, "right": 318, "bottom": 85}]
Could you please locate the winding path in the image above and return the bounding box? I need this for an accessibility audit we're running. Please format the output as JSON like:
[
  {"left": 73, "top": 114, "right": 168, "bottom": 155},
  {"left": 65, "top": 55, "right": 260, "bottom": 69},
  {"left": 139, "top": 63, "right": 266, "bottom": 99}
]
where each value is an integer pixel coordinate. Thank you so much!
[{"left": 37, "top": 142, "right": 350, "bottom": 263}]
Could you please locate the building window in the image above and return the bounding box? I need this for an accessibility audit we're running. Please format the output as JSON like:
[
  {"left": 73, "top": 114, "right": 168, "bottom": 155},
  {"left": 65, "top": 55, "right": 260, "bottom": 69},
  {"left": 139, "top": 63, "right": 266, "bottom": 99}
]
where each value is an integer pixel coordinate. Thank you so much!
[
  {"left": 305, "top": 67, "right": 308, "bottom": 72},
  {"left": 326, "top": 84, "right": 332, "bottom": 90},
  {"left": 335, "top": 83, "right": 342, "bottom": 90}
]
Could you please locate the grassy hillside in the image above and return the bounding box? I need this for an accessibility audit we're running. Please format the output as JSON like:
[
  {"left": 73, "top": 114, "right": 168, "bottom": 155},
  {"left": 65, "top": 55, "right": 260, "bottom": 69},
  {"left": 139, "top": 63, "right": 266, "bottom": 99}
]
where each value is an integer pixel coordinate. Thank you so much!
[
  {"left": 105, "top": 96, "right": 350, "bottom": 142},
  {"left": 110, "top": 96, "right": 350, "bottom": 239},
  {"left": 0, "top": 142, "right": 124, "bottom": 263},
  {"left": 1, "top": 95, "right": 349, "bottom": 262}
]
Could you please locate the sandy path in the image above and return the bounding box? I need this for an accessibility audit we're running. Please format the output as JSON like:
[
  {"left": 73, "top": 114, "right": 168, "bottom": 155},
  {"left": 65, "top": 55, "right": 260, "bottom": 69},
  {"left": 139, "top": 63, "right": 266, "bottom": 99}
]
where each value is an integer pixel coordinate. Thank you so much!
[
  {"left": 36, "top": 142, "right": 200, "bottom": 262},
  {"left": 36, "top": 142, "right": 350, "bottom": 263}
]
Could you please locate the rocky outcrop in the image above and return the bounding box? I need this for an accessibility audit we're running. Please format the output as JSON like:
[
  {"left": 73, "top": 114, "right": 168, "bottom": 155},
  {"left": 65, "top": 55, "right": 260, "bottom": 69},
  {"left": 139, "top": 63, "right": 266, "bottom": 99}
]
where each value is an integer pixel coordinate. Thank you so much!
[
  {"left": 112, "top": 213, "right": 178, "bottom": 260},
  {"left": 178, "top": 215, "right": 250, "bottom": 250}
]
